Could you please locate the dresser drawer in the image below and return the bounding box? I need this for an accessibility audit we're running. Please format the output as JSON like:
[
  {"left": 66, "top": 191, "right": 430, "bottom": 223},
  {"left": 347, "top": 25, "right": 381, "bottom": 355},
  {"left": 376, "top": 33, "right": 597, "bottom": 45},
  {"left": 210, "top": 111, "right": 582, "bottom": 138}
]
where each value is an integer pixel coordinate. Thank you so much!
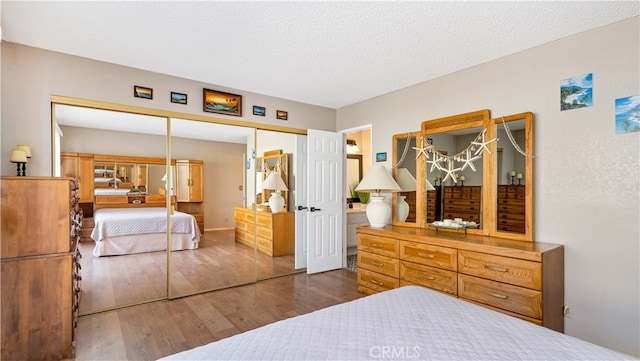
[
  {"left": 358, "top": 251, "right": 399, "bottom": 278},
  {"left": 400, "top": 241, "right": 457, "bottom": 271},
  {"left": 458, "top": 250, "right": 541, "bottom": 290},
  {"left": 256, "top": 214, "right": 272, "bottom": 228},
  {"left": 256, "top": 226, "right": 272, "bottom": 240},
  {"left": 357, "top": 268, "right": 399, "bottom": 293},
  {"left": 400, "top": 261, "right": 456, "bottom": 295},
  {"left": 458, "top": 274, "right": 542, "bottom": 319},
  {"left": 358, "top": 234, "right": 398, "bottom": 258},
  {"left": 257, "top": 236, "right": 272, "bottom": 256},
  {"left": 95, "top": 195, "right": 127, "bottom": 204}
]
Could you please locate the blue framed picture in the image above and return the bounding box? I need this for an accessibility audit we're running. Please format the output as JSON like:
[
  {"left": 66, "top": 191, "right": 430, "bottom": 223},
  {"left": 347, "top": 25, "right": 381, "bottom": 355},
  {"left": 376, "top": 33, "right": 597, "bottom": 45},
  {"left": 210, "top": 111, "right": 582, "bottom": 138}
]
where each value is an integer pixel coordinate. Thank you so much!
[
  {"left": 171, "top": 92, "right": 187, "bottom": 104},
  {"left": 253, "top": 105, "right": 266, "bottom": 116},
  {"left": 376, "top": 152, "right": 387, "bottom": 162}
]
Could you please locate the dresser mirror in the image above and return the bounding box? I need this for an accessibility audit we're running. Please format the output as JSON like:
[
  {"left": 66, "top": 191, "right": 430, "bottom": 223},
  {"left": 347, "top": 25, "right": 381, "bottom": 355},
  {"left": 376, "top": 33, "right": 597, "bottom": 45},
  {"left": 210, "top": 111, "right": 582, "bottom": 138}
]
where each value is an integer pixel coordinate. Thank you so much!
[
  {"left": 392, "top": 132, "right": 421, "bottom": 227},
  {"left": 255, "top": 151, "right": 290, "bottom": 211},
  {"left": 420, "top": 110, "right": 492, "bottom": 235},
  {"left": 494, "top": 112, "right": 534, "bottom": 242}
]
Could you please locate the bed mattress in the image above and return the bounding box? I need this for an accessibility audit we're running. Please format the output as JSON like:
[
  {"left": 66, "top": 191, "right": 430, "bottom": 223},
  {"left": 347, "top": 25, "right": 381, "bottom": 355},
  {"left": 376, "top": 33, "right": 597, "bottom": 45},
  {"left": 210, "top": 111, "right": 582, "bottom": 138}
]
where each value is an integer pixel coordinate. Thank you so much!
[{"left": 159, "top": 285, "right": 634, "bottom": 360}]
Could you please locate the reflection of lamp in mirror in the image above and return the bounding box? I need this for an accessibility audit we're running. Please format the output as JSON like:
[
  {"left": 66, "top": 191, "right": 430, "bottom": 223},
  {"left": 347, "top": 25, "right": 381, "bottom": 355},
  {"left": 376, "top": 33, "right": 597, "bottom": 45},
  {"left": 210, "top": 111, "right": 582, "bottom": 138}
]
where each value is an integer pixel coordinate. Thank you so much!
[
  {"left": 9, "top": 148, "right": 28, "bottom": 176},
  {"left": 395, "top": 168, "right": 416, "bottom": 222},
  {"left": 262, "top": 171, "right": 288, "bottom": 213},
  {"left": 355, "top": 165, "right": 402, "bottom": 228},
  {"left": 346, "top": 139, "right": 360, "bottom": 154},
  {"left": 516, "top": 173, "right": 523, "bottom": 185}
]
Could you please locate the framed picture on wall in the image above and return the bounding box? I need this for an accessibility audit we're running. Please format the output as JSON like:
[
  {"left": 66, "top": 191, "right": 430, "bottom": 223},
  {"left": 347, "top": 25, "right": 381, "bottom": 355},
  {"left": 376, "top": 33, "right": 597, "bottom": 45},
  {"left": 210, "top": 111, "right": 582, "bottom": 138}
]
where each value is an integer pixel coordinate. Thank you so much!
[
  {"left": 276, "top": 110, "right": 288, "bottom": 120},
  {"left": 376, "top": 152, "right": 387, "bottom": 162},
  {"left": 203, "top": 88, "right": 242, "bottom": 116},
  {"left": 253, "top": 105, "right": 266, "bottom": 116},
  {"left": 171, "top": 92, "right": 187, "bottom": 104},
  {"left": 134, "top": 85, "right": 153, "bottom": 99}
]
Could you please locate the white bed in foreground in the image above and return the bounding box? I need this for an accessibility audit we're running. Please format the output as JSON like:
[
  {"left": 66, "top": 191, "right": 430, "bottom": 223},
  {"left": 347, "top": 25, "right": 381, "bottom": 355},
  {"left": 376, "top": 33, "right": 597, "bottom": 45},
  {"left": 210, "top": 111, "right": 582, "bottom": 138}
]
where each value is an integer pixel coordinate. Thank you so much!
[
  {"left": 91, "top": 207, "right": 200, "bottom": 257},
  {"left": 159, "top": 285, "right": 633, "bottom": 361}
]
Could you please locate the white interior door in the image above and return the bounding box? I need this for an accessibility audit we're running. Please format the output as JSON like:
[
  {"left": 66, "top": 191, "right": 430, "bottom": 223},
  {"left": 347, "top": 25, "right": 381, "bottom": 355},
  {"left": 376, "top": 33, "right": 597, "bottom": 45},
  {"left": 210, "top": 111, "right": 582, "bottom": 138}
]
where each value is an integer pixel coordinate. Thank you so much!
[
  {"left": 294, "top": 134, "right": 308, "bottom": 269},
  {"left": 306, "top": 129, "right": 344, "bottom": 274}
]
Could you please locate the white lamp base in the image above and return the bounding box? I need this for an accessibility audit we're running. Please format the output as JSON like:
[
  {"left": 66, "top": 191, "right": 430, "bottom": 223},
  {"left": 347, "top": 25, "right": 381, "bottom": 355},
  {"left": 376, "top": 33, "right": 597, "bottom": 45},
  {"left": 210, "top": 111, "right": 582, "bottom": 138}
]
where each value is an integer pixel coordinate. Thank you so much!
[
  {"left": 397, "top": 195, "right": 409, "bottom": 222},
  {"left": 365, "top": 196, "right": 390, "bottom": 228},
  {"left": 269, "top": 191, "right": 285, "bottom": 213}
]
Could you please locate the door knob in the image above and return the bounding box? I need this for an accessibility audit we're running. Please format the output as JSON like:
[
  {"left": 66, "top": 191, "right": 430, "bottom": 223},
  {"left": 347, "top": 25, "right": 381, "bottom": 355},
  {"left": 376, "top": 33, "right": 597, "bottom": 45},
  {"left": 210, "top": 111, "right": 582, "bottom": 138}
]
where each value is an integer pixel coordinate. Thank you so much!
[
  {"left": 297, "top": 206, "right": 308, "bottom": 211},
  {"left": 310, "top": 207, "right": 322, "bottom": 212}
]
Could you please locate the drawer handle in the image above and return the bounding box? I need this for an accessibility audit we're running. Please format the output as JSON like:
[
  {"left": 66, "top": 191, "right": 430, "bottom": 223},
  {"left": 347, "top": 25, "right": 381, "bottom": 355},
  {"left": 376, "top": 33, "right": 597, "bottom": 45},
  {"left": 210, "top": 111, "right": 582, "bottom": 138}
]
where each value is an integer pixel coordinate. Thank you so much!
[
  {"left": 371, "top": 243, "right": 384, "bottom": 248},
  {"left": 372, "top": 261, "right": 385, "bottom": 268},
  {"left": 484, "top": 291, "right": 509, "bottom": 299},
  {"left": 484, "top": 265, "right": 508, "bottom": 273},
  {"left": 370, "top": 279, "right": 384, "bottom": 286},
  {"left": 419, "top": 272, "right": 435, "bottom": 280},
  {"left": 417, "top": 252, "right": 435, "bottom": 258}
]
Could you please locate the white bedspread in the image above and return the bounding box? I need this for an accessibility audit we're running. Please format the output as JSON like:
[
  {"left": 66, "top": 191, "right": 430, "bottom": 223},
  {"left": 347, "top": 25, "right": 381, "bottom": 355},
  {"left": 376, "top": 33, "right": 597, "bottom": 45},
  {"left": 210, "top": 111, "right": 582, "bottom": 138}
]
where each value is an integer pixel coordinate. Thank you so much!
[
  {"left": 91, "top": 208, "right": 199, "bottom": 242},
  {"left": 159, "top": 286, "right": 634, "bottom": 361}
]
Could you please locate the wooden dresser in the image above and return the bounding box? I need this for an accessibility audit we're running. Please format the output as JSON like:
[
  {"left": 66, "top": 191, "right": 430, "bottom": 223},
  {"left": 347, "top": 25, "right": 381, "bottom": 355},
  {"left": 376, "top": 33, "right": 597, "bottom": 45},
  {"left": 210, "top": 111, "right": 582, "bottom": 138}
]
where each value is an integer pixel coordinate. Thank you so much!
[
  {"left": 357, "top": 225, "right": 564, "bottom": 332},
  {"left": 425, "top": 186, "right": 441, "bottom": 224},
  {"left": 234, "top": 207, "right": 294, "bottom": 257},
  {"left": 497, "top": 185, "right": 526, "bottom": 233},
  {"left": 441, "top": 186, "right": 481, "bottom": 222},
  {"left": 1, "top": 177, "right": 83, "bottom": 360}
]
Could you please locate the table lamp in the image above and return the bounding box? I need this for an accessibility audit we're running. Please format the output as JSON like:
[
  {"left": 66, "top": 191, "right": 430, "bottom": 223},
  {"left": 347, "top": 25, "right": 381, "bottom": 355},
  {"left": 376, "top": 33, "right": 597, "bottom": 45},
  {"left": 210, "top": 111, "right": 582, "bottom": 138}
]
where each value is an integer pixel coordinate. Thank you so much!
[
  {"left": 261, "top": 171, "right": 288, "bottom": 213},
  {"left": 355, "top": 165, "right": 401, "bottom": 227}
]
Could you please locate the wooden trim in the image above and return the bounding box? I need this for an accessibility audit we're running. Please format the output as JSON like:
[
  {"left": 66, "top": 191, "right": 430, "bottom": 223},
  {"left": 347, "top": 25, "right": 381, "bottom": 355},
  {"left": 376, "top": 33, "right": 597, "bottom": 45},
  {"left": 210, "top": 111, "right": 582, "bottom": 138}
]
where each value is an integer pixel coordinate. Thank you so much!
[{"left": 50, "top": 95, "right": 307, "bottom": 136}]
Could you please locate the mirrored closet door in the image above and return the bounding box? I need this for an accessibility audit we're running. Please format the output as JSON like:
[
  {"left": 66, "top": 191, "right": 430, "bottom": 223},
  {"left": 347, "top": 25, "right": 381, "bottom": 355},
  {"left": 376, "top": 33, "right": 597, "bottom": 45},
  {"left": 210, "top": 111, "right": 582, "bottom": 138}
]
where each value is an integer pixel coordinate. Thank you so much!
[
  {"left": 168, "top": 118, "right": 257, "bottom": 298},
  {"left": 55, "top": 104, "right": 170, "bottom": 315}
]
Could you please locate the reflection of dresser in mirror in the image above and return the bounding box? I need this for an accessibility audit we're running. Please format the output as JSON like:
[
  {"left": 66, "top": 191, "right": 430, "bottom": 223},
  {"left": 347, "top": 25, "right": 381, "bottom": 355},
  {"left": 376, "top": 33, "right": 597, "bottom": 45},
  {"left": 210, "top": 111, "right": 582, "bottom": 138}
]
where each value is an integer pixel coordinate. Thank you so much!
[
  {"left": 235, "top": 150, "right": 294, "bottom": 257},
  {"left": 441, "top": 186, "right": 482, "bottom": 223},
  {"left": 497, "top": 185, "right": 525, "bottom": 233}
]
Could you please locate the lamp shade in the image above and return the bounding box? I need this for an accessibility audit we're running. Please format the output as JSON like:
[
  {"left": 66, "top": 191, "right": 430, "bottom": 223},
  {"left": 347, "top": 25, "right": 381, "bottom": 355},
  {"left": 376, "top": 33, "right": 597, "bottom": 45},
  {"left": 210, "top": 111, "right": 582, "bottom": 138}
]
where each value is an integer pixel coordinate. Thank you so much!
[
  {"left": 426, "top": 179, "right": 436, "bottom": 191},
  {"left": 16, "top": 145, "right": 32, "bottom": 158},
  {"left": 10, "top": 149, "right": 27, "bottom": 163},
  {"left": 261, "top": 171, "right": 288, "bottom": 191},
  {"left": 355, "top": 165, "right": 401, "bottom": 193},
  {"left": 395, "top": 168, "right": 416, "bottom": 192}
]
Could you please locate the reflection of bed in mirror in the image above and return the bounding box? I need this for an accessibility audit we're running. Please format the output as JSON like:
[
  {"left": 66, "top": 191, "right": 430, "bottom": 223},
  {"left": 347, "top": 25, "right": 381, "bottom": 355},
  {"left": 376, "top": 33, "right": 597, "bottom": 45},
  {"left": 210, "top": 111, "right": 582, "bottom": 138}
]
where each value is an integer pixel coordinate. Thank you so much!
[{"left": 91, "top": 207, "right": 200, "bottom": 257}]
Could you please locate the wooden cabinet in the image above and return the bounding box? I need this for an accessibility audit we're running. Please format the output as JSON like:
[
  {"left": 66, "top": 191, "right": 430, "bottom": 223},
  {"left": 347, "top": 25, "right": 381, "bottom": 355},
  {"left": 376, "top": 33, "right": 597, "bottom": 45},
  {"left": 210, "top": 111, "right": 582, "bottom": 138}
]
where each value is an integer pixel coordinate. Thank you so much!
[
  {"left": 234, "top": 207, "right": 294, "bottom": 257},
  {"left": 441, "top": 186, "right": 481, "bottom": 222},
  {"left": 176, "top": 160, "right": 203, "bottom": 202},
  {"left": 61, "top": 152, "right": 94, "bottom": 203},
  {"left": 425, "top": 186, "right": 441, "bottom": 224},
  {"left": 497, "top": 185, "right": 526, "bottom": 233},
  {"left": 357, "top": 226, "right": 564, "bottom": 332},
  {"left": 176, "top": 160, "right": 204, "bottom": 232},
  {"left": 1, "top": 177, "right": 82, "bottom": 360}
]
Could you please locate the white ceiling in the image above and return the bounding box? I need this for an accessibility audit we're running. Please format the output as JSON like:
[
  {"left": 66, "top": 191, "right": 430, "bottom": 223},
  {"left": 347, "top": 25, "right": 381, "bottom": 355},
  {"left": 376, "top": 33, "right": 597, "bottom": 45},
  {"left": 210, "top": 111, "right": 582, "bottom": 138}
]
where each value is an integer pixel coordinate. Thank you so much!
[{"left": 2, "top": 1, "right": 638, "bottom": 110}]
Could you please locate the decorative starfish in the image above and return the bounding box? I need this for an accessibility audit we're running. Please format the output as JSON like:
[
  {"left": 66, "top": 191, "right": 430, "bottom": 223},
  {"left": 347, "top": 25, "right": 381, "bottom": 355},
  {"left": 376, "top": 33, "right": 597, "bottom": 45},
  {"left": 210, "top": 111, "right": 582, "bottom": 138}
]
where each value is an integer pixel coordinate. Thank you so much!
[
  {"left": 471, "top": 129, "right": 498, "bottom": 156},
  {"left": 412, "top": 140, "right": 433, "bottom": 160},
  {"left": 427, "top": 153, "right": 444, "bottom": 172},
  {"left": 441, "top": 159, "right": 461, "bottom": 184},
  {"left": 460, "top": 148, "right": 482, "bottom": 171}
]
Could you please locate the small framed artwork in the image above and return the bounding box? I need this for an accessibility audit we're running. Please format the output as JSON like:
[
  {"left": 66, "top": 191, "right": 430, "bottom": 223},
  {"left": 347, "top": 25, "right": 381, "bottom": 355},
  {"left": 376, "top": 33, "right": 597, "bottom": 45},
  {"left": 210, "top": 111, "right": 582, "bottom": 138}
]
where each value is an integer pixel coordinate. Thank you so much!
[
  {"left": 171, "top": 92, "right": 187, "bottom": 104},
  {"left": 276, "top": 110, "right": 288, "bottom": 120},
  {"left": 134, "top": 85, "right": 153, "bottom": 99},
  {"left": 253, "top": 105, "right": 266, "bottom": 116},
  {"left": 203, "top": 88, "right": 242, "bottom": 116},
  {"left": 376, "top": 152, "right": 387, "bottom": 162}
]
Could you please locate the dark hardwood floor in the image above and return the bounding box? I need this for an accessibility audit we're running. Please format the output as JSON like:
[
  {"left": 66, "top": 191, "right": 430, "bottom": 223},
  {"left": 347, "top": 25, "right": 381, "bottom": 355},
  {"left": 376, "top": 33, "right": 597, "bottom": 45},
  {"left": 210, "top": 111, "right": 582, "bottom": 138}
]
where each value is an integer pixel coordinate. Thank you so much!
[{"left": 75, "top": 268, "right": 363, "bottom": 360}]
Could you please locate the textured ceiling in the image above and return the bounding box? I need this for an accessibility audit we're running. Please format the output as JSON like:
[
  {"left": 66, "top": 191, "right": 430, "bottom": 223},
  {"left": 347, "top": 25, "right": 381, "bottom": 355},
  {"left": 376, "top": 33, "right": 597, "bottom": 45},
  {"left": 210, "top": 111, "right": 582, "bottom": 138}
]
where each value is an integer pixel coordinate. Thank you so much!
[{"left": 1, "top": 1, "right": 638, "bottom": 109}]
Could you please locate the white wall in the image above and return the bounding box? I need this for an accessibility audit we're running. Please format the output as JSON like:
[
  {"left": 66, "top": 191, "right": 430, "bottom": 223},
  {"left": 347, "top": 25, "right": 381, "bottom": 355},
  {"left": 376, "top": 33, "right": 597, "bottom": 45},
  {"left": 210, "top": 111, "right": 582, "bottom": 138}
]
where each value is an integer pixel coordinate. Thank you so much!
[
  {"left": 0, "top": 42, "right": 336, "bottom": 177},
  {"left": 337, "top": 17, "right": 639, "bottom": 356}
]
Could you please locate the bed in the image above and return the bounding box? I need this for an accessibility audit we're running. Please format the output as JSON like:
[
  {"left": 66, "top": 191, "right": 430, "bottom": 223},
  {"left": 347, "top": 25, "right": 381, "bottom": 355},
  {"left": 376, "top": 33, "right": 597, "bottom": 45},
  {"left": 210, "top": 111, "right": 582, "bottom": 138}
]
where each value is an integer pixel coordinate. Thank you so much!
[
  {"left": 91, "top": 207, "right": 200, "bottom": 257},
  {"left": 158, "top": 285, "right": 634, "bottom": 361}
]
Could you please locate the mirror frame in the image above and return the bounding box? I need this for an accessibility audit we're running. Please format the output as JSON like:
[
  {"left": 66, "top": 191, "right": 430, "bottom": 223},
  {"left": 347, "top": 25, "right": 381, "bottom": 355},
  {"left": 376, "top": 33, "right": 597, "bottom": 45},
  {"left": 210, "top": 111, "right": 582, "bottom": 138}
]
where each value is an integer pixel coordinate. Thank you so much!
[
  {"left": 392, "top": 131, "right": 424, "bottom": 227},
  {"left": 493, "top": 112, "right": 534, "bottom": 242},
  {"left": 420, "top": 109, "right": 492, "bottom": 236}
]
